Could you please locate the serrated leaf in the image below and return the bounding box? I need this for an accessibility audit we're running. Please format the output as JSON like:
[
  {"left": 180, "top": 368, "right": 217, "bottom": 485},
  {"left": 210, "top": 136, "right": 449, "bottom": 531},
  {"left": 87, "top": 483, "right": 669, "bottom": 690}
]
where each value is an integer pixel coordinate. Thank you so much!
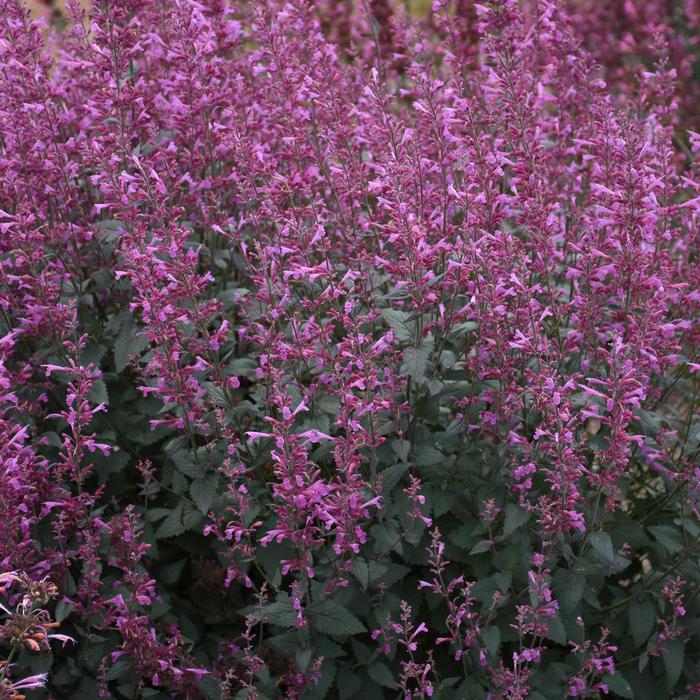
[
  {"left": 95, "top": 218, "right": 122, "bottom": 242},
  {"left": 469, "top": 539, "right": 492, "bottom": 554},
  {"left": 147, "top": 508, "right": 171, "bottom": 523},
  {"left": 81, "top": 342, "right": 107, "bottom": 367},
  {"left": 432, "top": 489, "right": 458, "bottom": 517},
  {"left": 379, "top": 463, "right": 408, "bottom": 494},
  {"left": 371, "top": 520, "right": 402, "bottom": 555},
  {"left": 88, "top": 378, "right": 109, "bottom": 406},
  {"left": 267, "top": 631, "right": 301, "bottom": 658},
  {"left": 352, "top": 558, "right": 369, "bottom": 590},
  {"left": 114, "top": 321, "right": 150, "bottom": 372},
  {"left": 171, "top": 450, "right": 206, "bottom": 479},
  {"left": 412, "top": 444, "right": 443, "bottom": 466},
  {"left": 316, "top": 637, "right": 346, "bottom": 660},
  {"left": 197, "top": 675, "right": 223, "bottom": 700},
  {"left": 481, "top": 626, "right": 500, "bottom": 658},
  {"left": 381, "top": 309, "right": 413, "bottom": 343},
  {"left": 559, "top": 574, "right": 585, "bottom": 612},
  {"left": 379, "top": 564, "right": 411, "bottom": 587},
  {"left": 601, "top": 671, "right": 633, "bottom": 698},
  {"left": 55, "top": 599, "right": 74, "bottom": 623},
  {"left": 159, "top": 559, "right": 186, "bottom": 585},
  {"left": 503, "top": 503, "right": 530, "bottom": 537},
  {"left": 545, "top": 615, "right": 567, "bottom": 646},
  {"left": 312, "top": 602, "right": 366, "bottom": 636},
  {"left": 494, "top": 572, "right": 512, "bottom": 592},
  {"left": 391, "top": 438, "right": 410, "bottom": 463},
  {"left": 649, "top": 525, "right": 683, "bottom": 553},
  {"left": 628, "top": 599, "right": 654, "bottom": 647},
  {"left": 368, "top": 561, "right": 388, "bottom": 583},
  {"left": 182, "top": 502, "right": 203, "bottom": 531},
  {"left": 305, "top": 660, "right": 336, "bottom": 699},
  {"left": 190, "top": 475, "right": 218, "bottom": 514},
  {"left": 367, "top": 661, "right": 395, "bottom": 688},
  {"left": 448, "top": 321, "right": 478, "bottom": 339},
  {"left": 258, "top": 599, "right": 297, "bottom": 627},
  {"left": 350, "top": 639, "right": 372, "bottom": 665},
  {"left": 155, "top": 503, "right": 185, "bottom": 539},
  {"left": 401, "top": 338, "right": 434, "bottom": 383},
  {"left": 338, "top": 666, "right": 363, "bottom": 700},
  {"left": 662, "top": 638, "right": 684, "bottom": 689},
  {"left": 588, "top": 531, "right": 615, "bottom": 567},
  {"left": 296, "top": 648, "right": 313, "bottom": 672},
  {"left": 106, "top": 658, "right": 132, "bottom": 681}
]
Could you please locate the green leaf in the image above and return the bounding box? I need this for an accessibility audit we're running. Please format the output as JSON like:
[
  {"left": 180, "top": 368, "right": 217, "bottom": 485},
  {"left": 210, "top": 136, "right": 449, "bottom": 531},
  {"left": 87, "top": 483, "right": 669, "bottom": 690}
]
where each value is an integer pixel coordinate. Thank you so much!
[
  {"left": 391, "top": 438, "right": 410, "bottom": 463},
  {"left": 182, "top": 502, "right": 203, "bottom": 531},
  {"left": 155, "top": 503, "right": 185, "bottom": 539},
  {"left": 381, "top": 309, "right": 413, "bottom": 343},
  {"left": 601, "top": 671, "right": 633, "bottom": 699},
  {"left": 412, "top": 444, "right": 444, "bottom": 466},
  {"left": 401, "top": 338, "right": 434, "bottom": 383},
  {"left": 55, "top": 599, "right": 74, "bottom": 623},
  {"left": 628, "top": 599, "right": 654, "bottom": 647},
  {"left": 545, "top": 615, "right": 567, "bottom": 646},
  {"left": 81, "top": 342, "right": 107, "bottom": 367},
  {"left": 95, "top": 218, "right": 122, "bottom": 243},
  {"left": 379, "top": 463, "right": 409, "bottom": 495},
  {"left": 503, "top": 503, "right": 530, "bottom": 537},
  {"left": 296, "top": 648, "right": 313, "bottom": 672},
  {"left": 432, "top": 489, "right": 458, "bottom": 517},
  {"left": 306, "top": 660, "right": 336, "bottom": 699},
  {"left": 94, "top": 450, "right": 129, "bottom": 484},
  {"left": 559, "top": 574, "right": 585, "bottom": 612},
  {"left": 448, "top": 321, "right": 478, "bottom": 339},
  {"left": 588, "top": 531, "right": 615, "bottom": 567},
  {"left": 352, "top": 558, "right": 369, "bottom": 590},
  {"left": 649, "top": 525, "right": 684, "bottom": 553},
  {"left": 378, "top": 562, "right": 411, "bottom": 586},
  {"left": 312, "top": 601, "right": 366, "bottom": 636},
  {"left": 662, "top": 638, "right": 684, "bottom": 689},
  {"left": 159, "top": 559, "right": 186, "bottom": 586},
  {"left": 371, "top": 520, "right": 402, "bottom": 555},
  {"left": 259, "top": 599, "right": 298, "bottom": 628},
  {"left": 350, "top": 639, "right": 372, "bottom": 665},
  {"left": 338, "top": 666, "right": 363, "bottom": 700},
  {"left": 106, "top": 658, "right": 132, "bottom": 681},
  {"left": 88, "top": 378, "right": 109, "bottom": 406},
  {"left": 367, "top": 661, "right": 395, "bottom": 688},
  {"left": 114, "top": 320, "right": 150, "bottom": 372},
  {"left": 316, "top": 637, "right": 346, "bottom": 659},
  {"left": 266, "top": 631, "right": 301, "bottom": 658},
  {"left": 481, "top": 626, "right": 500, "bottom": 658},
  {"left": 368, "top": 561, "right": 389, "bottom": 584},
  {"left": 171, "top": 450, "right": 206, "bottom": 479},
  {"left": 469, "top": 540, "right": 492, "bottom": 555},
  {"left": 197, "top": 675, "right": 223, "bottom": 700},
  {"left": 190, "top": 475, "right": 218, "bottom": 514}
]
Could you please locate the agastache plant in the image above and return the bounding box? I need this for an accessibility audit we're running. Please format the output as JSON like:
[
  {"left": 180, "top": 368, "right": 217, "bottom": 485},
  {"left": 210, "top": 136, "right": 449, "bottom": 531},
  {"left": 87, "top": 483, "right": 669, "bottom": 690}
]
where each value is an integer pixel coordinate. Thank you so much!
[{"left": 0, "top": 0, "right": 698, "bottom": 697}]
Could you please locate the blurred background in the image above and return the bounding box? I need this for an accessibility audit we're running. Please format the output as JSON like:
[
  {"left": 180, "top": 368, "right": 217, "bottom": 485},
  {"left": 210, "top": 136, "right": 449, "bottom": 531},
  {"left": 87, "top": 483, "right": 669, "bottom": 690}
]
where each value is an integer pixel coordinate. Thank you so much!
[{"left": 25, "top": 0, "right": 435, "bottom": 22}]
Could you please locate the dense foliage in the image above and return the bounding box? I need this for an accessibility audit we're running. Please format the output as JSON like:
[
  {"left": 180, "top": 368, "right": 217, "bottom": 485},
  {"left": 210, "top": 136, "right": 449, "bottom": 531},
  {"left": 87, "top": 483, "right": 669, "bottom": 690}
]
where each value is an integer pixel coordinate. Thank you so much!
[{"left": 0, "top": 0, "right": 699, "bottom": 697}]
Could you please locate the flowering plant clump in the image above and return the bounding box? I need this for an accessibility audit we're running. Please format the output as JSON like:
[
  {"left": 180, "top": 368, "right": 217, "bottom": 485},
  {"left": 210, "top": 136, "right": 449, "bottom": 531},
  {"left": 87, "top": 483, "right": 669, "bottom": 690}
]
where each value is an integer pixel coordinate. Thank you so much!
[{"left": 1, "top": 0, "right": 699, "bottom": 697}]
